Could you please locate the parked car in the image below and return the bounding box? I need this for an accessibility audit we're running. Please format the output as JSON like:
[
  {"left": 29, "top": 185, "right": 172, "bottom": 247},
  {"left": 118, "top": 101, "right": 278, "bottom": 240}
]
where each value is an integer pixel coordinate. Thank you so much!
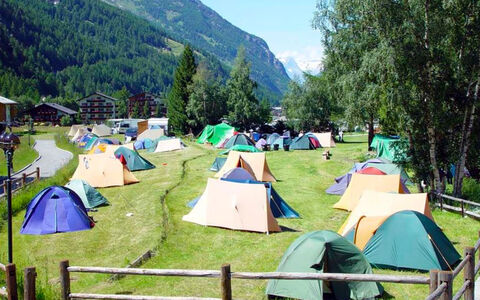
[{"left": 125, "top": 127, "right": 138, "bottom": 142}]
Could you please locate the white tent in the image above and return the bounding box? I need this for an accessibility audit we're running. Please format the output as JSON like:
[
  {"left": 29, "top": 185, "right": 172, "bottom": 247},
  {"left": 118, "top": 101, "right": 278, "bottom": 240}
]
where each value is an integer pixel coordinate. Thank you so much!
[
  {"left": 92, "top": 124, "right": 111, "bottom": 137},
  {"left": 312, "top": 132, "right": 336, "bottom": 148},
  {"left": 71, "top": 127, "right": 88, "bottom": 142},
  {"left": 154, "top": 138, "right": 184, "bottom": 152},
  {"left": 68, "top": 125, "right": 84, "bottom": 137}
]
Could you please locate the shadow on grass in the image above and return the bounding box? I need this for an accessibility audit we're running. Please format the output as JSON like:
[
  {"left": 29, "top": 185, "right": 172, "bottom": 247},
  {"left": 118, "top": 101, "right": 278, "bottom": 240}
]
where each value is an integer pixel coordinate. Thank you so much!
[{"left": 279, "top": 225, "right": 300, "bottom": 233}]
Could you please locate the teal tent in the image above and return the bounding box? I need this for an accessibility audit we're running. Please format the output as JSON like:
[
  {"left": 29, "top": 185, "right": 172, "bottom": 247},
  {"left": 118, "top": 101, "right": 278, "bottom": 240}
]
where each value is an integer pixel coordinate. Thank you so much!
[
  {"left": 362, "top": 211, "right": 461, "bottom": 271},
  {"left": 65, "top": 179, "right": 108, "bottom": 209},
  {"left": 370, "top": 134, "right": 408, "bottom": 162},
  {"left": 210, "top": 157, "right": 227, "bottom": 172},
  {"left": 84, "top": 135, "right": 99, "bottom": 151},
  {"left": 147, "top": 136, "right": 172, "bottom": 153},
  {"left": 197, "top": 123, "right": 235, "bottom": 146},
  {"left": 290, "top": 134, "right": 319, "bottom": 150},
  {"left": 114, "top": 147, "right": 155, "bottom": 171},
  {"left": 266, "top": 230, "right": 383, "bottom": 300},
  {"left": 221, "top": 133, "right": 255, "bottom": 149},
  {"left": 219, "top": 145, "right": 260, "bottom": 155}
]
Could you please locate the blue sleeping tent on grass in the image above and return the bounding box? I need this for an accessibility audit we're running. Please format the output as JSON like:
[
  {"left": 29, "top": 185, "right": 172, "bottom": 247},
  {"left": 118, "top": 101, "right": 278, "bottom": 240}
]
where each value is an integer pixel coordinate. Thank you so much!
[{"left": 20, "top": 186, "right": 93, "bottom": 235}]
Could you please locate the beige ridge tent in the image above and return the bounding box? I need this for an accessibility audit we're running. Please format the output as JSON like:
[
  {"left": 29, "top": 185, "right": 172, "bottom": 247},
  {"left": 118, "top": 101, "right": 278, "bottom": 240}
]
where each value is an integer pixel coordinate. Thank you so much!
[
  {"left": 339, "top": 191, "right": 433, "bottom": 249},
  {"left": 102, "top": 143, "right": 135, "bottom": 156},
  {"left": 182, "top": 178, "right": 281, "bottom": 233},
  {"left": 215, "top": 151, "right": 276, "bottom": 182},
  {"left": 68, "top": 125, "right": 84, "bottom": 137},
  {"left": 154, "top": 138, "right": 184, "bottom": 152},
  {"left": 71, "top": 154, "right": 139, "bottom": 188},
  {"left": 71, "top": 127, "right": 88, "bottom": 142},
  {"left": 137, "top": 128, "right": 165, "bottom": 141},
  {"left": 312, "top": 132, "right": 336, "bottom": 148},
  {"left": 333, "top": 173, "right": 406, "bottom": 211},
  {"left": 92, "top": 124, "right": 111, "bottom": 137}
]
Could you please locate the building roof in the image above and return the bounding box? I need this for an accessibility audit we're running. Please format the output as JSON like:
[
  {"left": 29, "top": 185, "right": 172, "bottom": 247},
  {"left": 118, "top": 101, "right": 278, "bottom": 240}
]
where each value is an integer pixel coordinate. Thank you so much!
[
  {"left": 77, "top": 91, "right": 118, "bottom": 102},
  {"left": 34, "top": 103, "right": 77, "bottom": 115},
  {"left": 0, "top": 96, "right": 18, "bottom": 105}
]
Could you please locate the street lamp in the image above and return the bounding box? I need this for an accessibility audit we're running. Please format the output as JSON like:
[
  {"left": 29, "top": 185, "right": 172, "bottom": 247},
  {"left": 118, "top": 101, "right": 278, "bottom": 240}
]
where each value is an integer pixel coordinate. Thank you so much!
[{"left": 0, "top": 128, "right": 20, "bottom": 263}]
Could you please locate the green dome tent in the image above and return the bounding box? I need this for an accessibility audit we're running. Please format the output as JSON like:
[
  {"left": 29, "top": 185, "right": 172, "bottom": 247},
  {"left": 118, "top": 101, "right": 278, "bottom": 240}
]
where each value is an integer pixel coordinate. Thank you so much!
[
  {"left": 197, "top": 123, "right": 235, "bottom": 146},
  {"left": 370, "top": 134, "right": 408, "bottom": 162},
  {"left": 290, "top": 134, "right": 320, "bottom": 150},
  {"left": 362, "top": 210, "right": 461, "bottom": 271},
  {"left": 219, "top": 145, "right": 260, "bottom": 155},
  {"left": 266, "top": 230, "right": 383, "bottom": 300},
  {"left": 114, "top": 147, "right": 155, "bottom": 171},
  {"left": 210, "top": 157, "right": 227, "bottom": 172},
  {"left": 65, "top": 179, "right": 108, "bottom": 209},
  {"left": 221, "top": 133, "right": 255, "bottom": 149}
]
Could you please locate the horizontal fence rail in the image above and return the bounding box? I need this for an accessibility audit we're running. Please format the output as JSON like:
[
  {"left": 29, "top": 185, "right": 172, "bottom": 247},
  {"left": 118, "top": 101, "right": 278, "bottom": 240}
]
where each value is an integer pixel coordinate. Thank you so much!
[
  {"left": 432, "top": 192, "right": 480, "bottom": 220},
  {"left": 0, "top": 167, "right": 40, "bottom": 198}
]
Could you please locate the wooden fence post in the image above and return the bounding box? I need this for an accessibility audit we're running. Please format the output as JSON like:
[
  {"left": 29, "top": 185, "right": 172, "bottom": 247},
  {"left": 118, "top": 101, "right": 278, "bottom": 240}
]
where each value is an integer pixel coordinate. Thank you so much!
[
  {"left": 220, "top": 264, "right": 232, "bottom": 300},
  {"left": 59, "top": 260, "right": 70, "bottom": 300},
  {"left": 429, "top": 269, "right": 439, "bottom": 294},
  {"left": 36, "top": 167, "right": 40, "bottom": 181},
  {"left": 464, "top": 247, "right": 475, "bottom": 300},
  {"left": 22, "top": 173, "right": 27, "bottom": 186},
  {"left": 24, "top": 267, "right": 36, "bottom": 300},
  {"left": 5, "top": 263, "right": 18, "bottom": 300},
  {"left": 440, "top": 194, "right": 443, "bottom": 211},
  {"left": 438, "top": 271, "right": 453, "bottom": 300},
  {"left": 461, "top": 200, "right": 465, "bottom": 217}
]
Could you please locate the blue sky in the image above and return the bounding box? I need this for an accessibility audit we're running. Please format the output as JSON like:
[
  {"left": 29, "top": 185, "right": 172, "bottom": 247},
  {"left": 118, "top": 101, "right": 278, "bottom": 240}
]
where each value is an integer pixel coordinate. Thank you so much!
[{"left": 200, "top": 0, "right": 324, "bottom": 66}]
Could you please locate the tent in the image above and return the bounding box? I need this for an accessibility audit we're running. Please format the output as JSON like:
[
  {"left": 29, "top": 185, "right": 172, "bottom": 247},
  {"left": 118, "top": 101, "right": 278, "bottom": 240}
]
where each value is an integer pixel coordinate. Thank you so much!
[
  {"left": 71, "top": 154, "right": 139, "bottom": 188},
  {"left": 146, "top": 136, "right": 172, "bottom": 152},
  {"left": 20, "top": 186, "right": 93, "bottom": 235},
  {"left": 154, "top": 138, "right": 185, "bottom": 152},
  {"left": 78, "top": 133, "right": 97, "bottom": 148},
  {"left": 361, "top": 211, "right": 460, "bottom": 271},
  {"left": 290, "top": 134, "right": 320, "bottom": 150},
  {"left": 333, "top": 174, "right": 407, "bottom": 211},
  {"left": 266, "top": 230, "right": 383, "bottom": 300},
  {"left": 266, "top": 133, "right": 280, "bottom": 145},
  {"left": 222, "top": 167, "right": 256, "bottom": 181},
  {"left": 84, "top": 136, "right": 99, "bottom": 151},
  {"left": 183, "top": 178, "right": 281, "bottom": 233},
  {"left": 197, "top": 123, "right": 235, "bottom": 146},
  {"left": 312, "top": 132, "right": 336, "bottom": 148},
  {"left": 68, "top": 125, "right": 84, "bottom": 137},
  {"left": 134, "top": 138, "right": 154, "bottom": 150},
  {"left": 71, "top": 127, "right": 88, "bottom": 143},
  {"left": 210, "top": 157, "right": 227, "bottom": 172},
  {"left": 93, "top": 138, "right": 120, "bottom": 147},
  {"left": 65, "top": 179, "right": 108, "bottom": 209},
  {"left": 88, "top": 144, "right": 108, "bottom": 154},
  {"left": 370, "top": 134, "right": 408, "bottom": 162},
  {"left": 221, "top": 133, "right": 255, "bottom": 149},
  {"left": 270, "top": 136, "right": 291, "bottom": 148},
  {"left": 255, "top": 138, "right": 267, "bottom": 149},
  {"left": 91, "top": 124, "right": 111, "bottom": 137},
  {"left": 326, "top": 167, "right": 387, "bottom": 195},
  {"left": 215, "top": 151, "right": 276, "bottom": 182},
  {"left": 339, "top": 191, "right": 433, "bottom": 237},
  {"left": 102, "top": 143, "right": 135, "bottom": 156},
  {"left": 137, "top": 128, "right": 165, "bottom": 141},
  {"left": 114, "top": 146, "right": 155, "bottom": 171},
  {"left": 219, "top": 145, "right": 260, "bottom": 155}
]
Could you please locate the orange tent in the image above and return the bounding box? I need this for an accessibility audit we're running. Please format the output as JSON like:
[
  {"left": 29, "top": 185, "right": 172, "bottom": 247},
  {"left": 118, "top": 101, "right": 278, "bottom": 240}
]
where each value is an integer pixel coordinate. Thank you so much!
[
  {"left": 215, "top": 151, "right": 276, "bottom": 182},
  {"left": 182, "top": 178, "right": 281, "bottom": 233},
  {"left": 338, "top": 190, "right": 433, "bottom": 249},
  {"left": 333, "top": 174, "right": 406, "bottom": 211},
  {"left": 71, "top": 154, "right": 139, "bottom": 188}
]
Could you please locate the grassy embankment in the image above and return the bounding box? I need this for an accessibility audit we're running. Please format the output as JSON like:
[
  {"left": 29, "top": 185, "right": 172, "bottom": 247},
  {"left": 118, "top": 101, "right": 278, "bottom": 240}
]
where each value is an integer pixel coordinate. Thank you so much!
[{"left": 0, "top": 133, "right": 477, "bottom": 299}]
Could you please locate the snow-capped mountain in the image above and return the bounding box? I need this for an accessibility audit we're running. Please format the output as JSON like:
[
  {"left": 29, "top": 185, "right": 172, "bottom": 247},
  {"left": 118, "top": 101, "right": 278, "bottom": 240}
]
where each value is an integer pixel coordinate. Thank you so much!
[
  {"left": 278, "top": 56, "right": 304, "bottom": 80},
  {"left": 278, "top": 56, "right": 322, "bottom": 80}
]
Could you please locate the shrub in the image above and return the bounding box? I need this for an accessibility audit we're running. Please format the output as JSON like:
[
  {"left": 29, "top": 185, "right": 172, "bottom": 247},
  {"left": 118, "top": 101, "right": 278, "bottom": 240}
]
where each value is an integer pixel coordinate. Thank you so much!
[
  {"left": 60, "top": 115, "right": 72, "bottom": 126},
  {"left": 462, "top": 177, "right": 480, "bottom": 203}
]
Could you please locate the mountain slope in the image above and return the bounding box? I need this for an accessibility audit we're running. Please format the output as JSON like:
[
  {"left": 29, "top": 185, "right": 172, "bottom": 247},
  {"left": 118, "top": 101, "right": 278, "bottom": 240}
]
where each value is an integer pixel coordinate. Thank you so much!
[
  {"left": 102, "top": 0, "right": 290, "bottom": 103},
  {"left": 0, "top": 0, "right": 181, "bottom": 101}
]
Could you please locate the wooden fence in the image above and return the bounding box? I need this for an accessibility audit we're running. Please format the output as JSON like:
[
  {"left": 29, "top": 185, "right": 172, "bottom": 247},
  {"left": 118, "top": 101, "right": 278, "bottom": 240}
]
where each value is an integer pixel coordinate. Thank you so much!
[
  {"left": 57, "top": 233, "right": 480, "bottom": 300},
  {"left": 432, "top": 192, "right": 480, "bottom": 220},
  {"left": 0, "top": 167, "right": 40, "bottom": 199},
  {"left": 0, "top": 262, "right": 37, "bottom": 300}
]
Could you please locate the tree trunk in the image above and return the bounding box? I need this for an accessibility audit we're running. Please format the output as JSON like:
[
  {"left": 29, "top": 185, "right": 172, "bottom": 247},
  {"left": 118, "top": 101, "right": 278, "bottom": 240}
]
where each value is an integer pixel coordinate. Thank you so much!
[
  {"left": 453, "top": 81, "right": 479, "bottom": 196},
  {"left": 368, "top": 114, "right": 374, "bottom": 151},
  {"left": 407, "top": 129, "right": 424, "bottom": 192}
]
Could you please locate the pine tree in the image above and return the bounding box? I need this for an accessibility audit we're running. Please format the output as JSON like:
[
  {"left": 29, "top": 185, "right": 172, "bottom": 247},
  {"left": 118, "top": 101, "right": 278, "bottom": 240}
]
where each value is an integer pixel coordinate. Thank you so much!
[
  {"left": 142, "top": 100, "right": 150, "bottom": 118},
  {"left": 167, "top": 45, "right": 197, "bottom": 135},
  {"left": 112, "top": 86, "right": 130, "bottom": 118},
  {"left": 131, "top": 102, "right": 140, "bottom": 118},
  {"left": 226, "top": 46, "right": 260, "bottom": 130}
]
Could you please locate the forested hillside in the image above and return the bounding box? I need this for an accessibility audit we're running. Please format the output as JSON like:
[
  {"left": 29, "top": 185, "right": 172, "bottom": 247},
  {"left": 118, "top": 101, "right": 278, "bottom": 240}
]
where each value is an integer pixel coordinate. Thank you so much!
[
  {"left": 0, "top": 0, "right": 181, "bottom": 104},
  {"left": 102, "top": 0, "right": 290, "bottom": 103}
]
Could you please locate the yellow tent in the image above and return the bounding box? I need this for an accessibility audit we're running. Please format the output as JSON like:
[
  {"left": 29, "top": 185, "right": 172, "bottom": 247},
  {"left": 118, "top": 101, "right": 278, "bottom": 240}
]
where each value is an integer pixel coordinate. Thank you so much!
[
  {"left": 339, "top": 191, "right": 433, "bottom": 249},
  {"left": 182, "top": 178, "right": 281, "bottom": 233},
  {"left": 333, "top": 173, "right": 406, "bottom": 211},
  {"left": 71, "top": 154, "right": 139, "bottom": 188},
  {"left": 312, "top": 132, "right": 336, "bottom": 148},
  {"left": 87, "top": 144, "right": 107, "bottom": 154},
  {"left": 215, "top": 151, "right": 276, "bottom": 182},
  {"left": 68, "top": 125, "right": 84, "bottom": 137}
]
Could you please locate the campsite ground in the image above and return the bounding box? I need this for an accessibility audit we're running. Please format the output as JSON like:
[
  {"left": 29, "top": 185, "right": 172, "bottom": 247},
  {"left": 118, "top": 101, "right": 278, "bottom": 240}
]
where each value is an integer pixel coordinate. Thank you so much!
[{"left": 0, "top": 130, "right": 478, "bottom": 299}]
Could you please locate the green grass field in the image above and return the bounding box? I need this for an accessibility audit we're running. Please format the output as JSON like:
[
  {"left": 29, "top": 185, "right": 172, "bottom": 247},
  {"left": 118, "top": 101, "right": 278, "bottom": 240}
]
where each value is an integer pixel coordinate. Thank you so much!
[
  {"left": 0, "top": 132, "right": 478, "bottom": 299},
  {"left": 0, "top": 132, "right": 38, "bottom": 175}
]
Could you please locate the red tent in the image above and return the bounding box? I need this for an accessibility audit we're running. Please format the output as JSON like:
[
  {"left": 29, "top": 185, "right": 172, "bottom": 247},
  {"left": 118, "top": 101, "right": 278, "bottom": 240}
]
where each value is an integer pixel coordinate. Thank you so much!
[{"left": 357, "top": 167, "right": 386, "bottom": 175}]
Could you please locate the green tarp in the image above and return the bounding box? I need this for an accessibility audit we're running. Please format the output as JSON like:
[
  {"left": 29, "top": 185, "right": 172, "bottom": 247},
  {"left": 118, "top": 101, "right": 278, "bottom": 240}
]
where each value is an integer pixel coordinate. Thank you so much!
[
  {"left": 197, "top": 123, "right": 234, "bottom": 146},
  {"left": 219, "top": 145, "right": 260, "bottom": 155},
  {"left": 65, "top": 179, "right": 108, "bottom": 209},
  {"left": 363, "top": 211, "right": 461, "bottom": 271},
  {"left": 370, "top": 134, "right": 408, "bottom": 162},
  {"left": 114, "top": 147, "right": 155, "bottom": 171},
  {"left": 266, "top": 230, "right": 383, "bottom": 300}
]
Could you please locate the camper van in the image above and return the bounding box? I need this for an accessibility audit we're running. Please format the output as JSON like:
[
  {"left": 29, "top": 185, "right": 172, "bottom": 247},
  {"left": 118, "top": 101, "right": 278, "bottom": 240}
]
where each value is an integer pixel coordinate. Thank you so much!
[{"left": 113, "top": 119, "right": 144, "bottom": 134}]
